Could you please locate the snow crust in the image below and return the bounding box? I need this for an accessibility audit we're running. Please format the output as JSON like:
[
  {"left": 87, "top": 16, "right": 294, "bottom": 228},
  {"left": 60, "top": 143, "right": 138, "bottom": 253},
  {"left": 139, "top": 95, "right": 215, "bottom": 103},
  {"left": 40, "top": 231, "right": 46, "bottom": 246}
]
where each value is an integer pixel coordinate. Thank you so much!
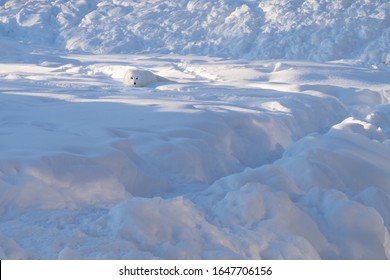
[{"left": 1, "top": 0, "right": 390, "bottom": 260}]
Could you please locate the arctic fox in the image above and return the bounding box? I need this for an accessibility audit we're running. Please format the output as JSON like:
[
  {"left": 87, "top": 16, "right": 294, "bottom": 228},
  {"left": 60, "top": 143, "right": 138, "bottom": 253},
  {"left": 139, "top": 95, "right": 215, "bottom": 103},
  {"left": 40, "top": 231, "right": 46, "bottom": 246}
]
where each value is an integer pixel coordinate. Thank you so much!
[{"left": 123, "top": 69, "right": 171, "bottom": 87}]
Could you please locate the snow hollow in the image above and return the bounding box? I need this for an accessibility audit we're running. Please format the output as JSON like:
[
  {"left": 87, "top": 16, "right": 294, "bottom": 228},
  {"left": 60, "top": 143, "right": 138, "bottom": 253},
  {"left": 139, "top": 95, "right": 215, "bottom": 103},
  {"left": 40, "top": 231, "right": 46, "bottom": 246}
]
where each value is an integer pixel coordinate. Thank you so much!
[{"left": 1, "top": 0, "right": 390, "bottom": 260}]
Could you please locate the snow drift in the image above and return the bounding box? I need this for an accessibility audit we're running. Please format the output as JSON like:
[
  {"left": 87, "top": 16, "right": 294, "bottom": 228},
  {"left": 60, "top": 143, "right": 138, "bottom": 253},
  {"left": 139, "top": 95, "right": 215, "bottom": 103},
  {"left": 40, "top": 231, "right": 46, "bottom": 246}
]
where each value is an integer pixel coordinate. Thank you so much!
[{"left": 1, "top": 0, "right": 390, "bottom": 260}]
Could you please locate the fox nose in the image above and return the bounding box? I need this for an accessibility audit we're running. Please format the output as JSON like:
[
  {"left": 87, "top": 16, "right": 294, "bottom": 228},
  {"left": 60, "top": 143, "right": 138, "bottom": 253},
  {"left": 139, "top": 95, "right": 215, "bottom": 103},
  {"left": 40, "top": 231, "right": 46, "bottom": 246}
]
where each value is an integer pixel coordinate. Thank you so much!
[{"left": 134, "top": 82, "right": 136, "bottom": 85}]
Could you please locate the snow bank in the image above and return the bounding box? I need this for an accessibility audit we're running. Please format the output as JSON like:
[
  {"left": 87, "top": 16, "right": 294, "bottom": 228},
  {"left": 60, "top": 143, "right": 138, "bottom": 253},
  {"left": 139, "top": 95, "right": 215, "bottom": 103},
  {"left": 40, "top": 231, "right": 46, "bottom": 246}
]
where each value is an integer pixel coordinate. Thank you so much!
[
  {"left": 96, "top": 196, "right": 244, "bottom": 259},
  {"left": 1, "top": 53, "right": 390, "bottom": 259},
  {"left": 1, "top": 1, "right": 390, "bottom": 260},
  {"left": 1, "top": 0, "right": 390, "bottom": 63},
  {"left": 199, "top": 124, "right": 390, "bottom": 259}
]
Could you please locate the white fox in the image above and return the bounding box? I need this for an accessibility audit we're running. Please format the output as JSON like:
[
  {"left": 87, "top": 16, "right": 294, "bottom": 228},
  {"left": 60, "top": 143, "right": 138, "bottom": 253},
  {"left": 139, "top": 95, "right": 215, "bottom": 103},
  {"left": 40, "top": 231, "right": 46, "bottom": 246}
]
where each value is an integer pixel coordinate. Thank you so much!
[{"left": 123, "top": 69, "right": 171, "bottom": 87}]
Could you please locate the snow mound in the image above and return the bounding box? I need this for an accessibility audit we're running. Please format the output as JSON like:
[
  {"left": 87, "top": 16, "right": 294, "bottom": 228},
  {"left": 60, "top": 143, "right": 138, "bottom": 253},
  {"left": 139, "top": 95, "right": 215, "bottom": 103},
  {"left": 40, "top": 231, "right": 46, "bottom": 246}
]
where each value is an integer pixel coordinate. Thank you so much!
[
  {"left": 96, "top": 196, "right": 243, "bottom": 259},
  {"left": 1, "top": 0, "right": 390, "bottom": 63}
]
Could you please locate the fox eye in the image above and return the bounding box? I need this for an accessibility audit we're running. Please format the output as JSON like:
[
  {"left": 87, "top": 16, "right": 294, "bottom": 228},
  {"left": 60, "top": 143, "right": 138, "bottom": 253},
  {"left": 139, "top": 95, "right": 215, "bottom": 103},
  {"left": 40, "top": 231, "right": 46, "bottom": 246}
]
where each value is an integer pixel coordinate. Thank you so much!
[
  {"left": 136, "top": 77, "right": 138, "bottom": 80},
  {"left": 130, "top": 77, "right": 133, "bottom": 79}
]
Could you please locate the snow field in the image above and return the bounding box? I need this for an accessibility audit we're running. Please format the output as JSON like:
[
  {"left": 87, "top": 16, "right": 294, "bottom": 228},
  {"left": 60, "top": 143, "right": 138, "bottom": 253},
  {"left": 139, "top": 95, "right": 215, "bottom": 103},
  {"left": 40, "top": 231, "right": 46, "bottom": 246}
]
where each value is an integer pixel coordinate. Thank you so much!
[
  {"left": 1, "top": 52, "right": 390, "bottom": 259},
  {"left": 1, "top": 0, "right": 390, "bottom": 63},
  {"left": 1, "top": 0, "right": 390, "bottom": 260}
]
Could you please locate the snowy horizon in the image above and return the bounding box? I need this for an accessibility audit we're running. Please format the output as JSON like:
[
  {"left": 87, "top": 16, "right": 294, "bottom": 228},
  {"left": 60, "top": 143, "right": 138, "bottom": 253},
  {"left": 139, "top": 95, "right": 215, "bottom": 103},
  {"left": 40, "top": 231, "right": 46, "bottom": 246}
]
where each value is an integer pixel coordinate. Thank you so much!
[
  {"left": 1, "top": 0, "right": 390, "bottom": 63},
  {"left": 1, "top": 0, "right": 390, "bottom": 260}
]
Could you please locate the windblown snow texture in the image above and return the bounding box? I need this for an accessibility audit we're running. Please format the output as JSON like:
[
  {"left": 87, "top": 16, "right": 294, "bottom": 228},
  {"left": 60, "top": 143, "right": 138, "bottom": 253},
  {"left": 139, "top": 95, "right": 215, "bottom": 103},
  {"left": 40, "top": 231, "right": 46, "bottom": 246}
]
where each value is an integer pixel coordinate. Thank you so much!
[
  {"left": 0, "top": 0, "right": 390, "bottom": 63},
  {"left": 1, "top": 0, "right": 390, "bottom": 260}
]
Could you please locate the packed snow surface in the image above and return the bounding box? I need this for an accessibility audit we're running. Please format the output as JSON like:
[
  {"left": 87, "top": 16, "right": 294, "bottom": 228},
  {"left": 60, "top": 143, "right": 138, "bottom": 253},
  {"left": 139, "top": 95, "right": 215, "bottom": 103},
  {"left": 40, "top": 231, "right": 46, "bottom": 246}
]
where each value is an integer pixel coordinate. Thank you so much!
[{"left": 1, "top": 0, "right": 390, "bottom": 260}]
